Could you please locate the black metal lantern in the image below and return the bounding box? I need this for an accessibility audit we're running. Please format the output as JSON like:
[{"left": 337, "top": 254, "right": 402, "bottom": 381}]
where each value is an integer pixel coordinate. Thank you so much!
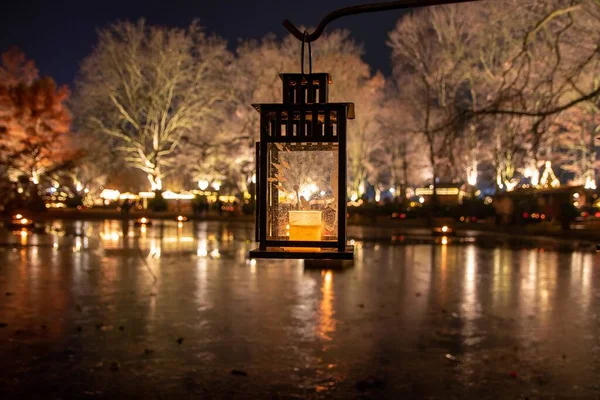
[{"left": 249, "top": 73, "right": 354, "bottom": 260}]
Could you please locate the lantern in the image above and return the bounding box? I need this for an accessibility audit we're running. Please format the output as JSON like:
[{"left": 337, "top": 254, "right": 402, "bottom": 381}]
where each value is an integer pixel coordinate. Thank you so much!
[{"left": 249, "top": 73, "right": 354, "bottom": 260}]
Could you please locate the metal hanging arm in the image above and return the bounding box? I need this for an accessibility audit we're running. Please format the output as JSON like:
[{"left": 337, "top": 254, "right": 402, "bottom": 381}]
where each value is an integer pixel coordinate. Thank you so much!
[{"left": 283, "top": 0, "right": 480, "bottom": 43}]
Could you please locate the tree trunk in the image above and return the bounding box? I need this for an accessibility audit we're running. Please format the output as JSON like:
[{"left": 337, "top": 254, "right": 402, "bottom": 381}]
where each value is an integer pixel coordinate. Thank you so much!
[
  {"left": 428, "top": 143, "right": 437, "bottom": 228},
  {"left": 148, "top": 164, "right": 163, "bottom": 191}
]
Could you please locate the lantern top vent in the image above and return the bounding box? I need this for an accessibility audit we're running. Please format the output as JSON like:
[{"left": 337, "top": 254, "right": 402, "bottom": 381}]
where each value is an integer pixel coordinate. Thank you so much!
[
  {"left": 279, "top": 73, "right": 331, "bottom": 105},
  {"left": 252, "top": 72, "right": 355, "bottom": 120}
]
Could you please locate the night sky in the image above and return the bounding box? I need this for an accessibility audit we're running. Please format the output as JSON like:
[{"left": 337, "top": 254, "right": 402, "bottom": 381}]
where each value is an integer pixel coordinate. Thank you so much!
[{"left": 0, "top": 0, "right": 409, "bottom": 87}]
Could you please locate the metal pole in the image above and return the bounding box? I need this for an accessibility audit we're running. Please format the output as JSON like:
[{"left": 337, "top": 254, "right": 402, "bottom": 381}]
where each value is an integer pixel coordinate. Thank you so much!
[{"left": 283, "top": 0, "right": 481, "bottom": 43}]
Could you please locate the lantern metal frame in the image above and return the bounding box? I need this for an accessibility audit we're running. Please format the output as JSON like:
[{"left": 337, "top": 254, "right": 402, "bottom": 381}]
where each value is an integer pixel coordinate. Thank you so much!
[{"left": 249, "top": 73, "right": 355, "bottom": 260}]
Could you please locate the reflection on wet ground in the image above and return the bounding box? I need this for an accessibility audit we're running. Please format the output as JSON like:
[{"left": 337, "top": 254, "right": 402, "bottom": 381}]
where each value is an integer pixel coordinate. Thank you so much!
[{"left": 0, "top": 220, "right": 599, "bottom": 399}]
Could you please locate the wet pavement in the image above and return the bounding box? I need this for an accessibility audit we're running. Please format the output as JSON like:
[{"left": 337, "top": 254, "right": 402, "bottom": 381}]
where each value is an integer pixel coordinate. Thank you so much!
[{"left": 1, "top": 220, "right": 600, "bottom": 399}]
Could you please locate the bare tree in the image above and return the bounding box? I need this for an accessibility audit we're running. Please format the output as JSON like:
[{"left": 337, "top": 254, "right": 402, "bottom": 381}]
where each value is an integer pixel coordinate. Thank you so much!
[
  {"left": 474, "top": 0, "right": 600, "bottom": 117},
  {"left": 388, "top": 3, "right": 482, "bottom": 205},
  {"left": 468, "top": 0, "right": 600, "bottom": 186},
  {"left": 73, "top": 19, "right": 232, "bottom": 191},
  {"left": 379, "top": 87, "right": 430, "bottom": 197},
  {"left": 345, "top": 73, "right": 386, "bottom": 200},
  {"left": 68, "top": 129, "right": 126, "bottom": 197},
  {"left": 221, "top": 35, "right": 292, "bottom": 194},
  {"left": 552, "top": 103, "right": 600, "bottom": 186},
  {"left": 388, "top": 0, "right": 600, "bottom": 192}
]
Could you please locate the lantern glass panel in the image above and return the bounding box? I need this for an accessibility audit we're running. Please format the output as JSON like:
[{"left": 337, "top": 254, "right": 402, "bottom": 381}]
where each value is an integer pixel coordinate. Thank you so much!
[{"left": 266, "top": 142, "right": 339, "bottom": 243}]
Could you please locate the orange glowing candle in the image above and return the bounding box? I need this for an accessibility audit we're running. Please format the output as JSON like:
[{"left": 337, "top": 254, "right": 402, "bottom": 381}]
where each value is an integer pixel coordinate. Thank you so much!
[{"left": 287, "top": 210, "right": 322, "bottom": 251}]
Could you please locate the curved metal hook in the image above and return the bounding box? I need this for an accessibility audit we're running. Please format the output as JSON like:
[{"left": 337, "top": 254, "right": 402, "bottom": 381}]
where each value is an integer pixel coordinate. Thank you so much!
[{"left": 283, "top": 0, "right": 481, "bottom": 43}]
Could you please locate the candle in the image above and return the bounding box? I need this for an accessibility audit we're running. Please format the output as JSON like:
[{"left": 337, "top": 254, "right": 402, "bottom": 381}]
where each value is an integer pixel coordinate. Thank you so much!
[{"left": 287, "top": 210, "right": 322, "bottom": 251}]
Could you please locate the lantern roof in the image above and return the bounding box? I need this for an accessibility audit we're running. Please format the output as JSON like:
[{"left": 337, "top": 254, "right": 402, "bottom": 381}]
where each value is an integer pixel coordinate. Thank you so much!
[
  {"left": 252, "top": 103, "right": 355, "bottom": 119},
  {"left": 251, "top": 72, "right": 354, "bottom": 119},
  {"left": 278, "top": 73, "right": 332, "bottom": 84}
]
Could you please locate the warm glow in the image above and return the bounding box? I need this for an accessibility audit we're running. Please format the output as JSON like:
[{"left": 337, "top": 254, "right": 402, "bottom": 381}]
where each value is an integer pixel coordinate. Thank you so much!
[
  {"left": 20, "top": 218, "right": 29, "bottom": 224},
  {"left": 415, "top": 187, "right": 460, "bottom": 196},
  {"left": 525, "top": 166, "right": 540, "bottom": 186},
  {"left": 198, "top": 180, "right": 209, "bottom": 190},
  {"left": 211, "top": 181, "right": 222, "bottom": 191},
  {"left": 439, "top": 188, "right": 458, "bottom": 195},
  {"left": 441, "top": 236, "right": 448, "bottom": 245},
  {"left": 348, "top": 199, "right": 363, "bottom": 207},
  {"left": 288, "top": 211, "right": 322, "bottom": 242},
  {"left": 119, "top": 192, "right": 139, "bottom": 200},
  {"left": 218, "top": 195, "right": 237, "bottom": 203},
  {"left": 15, "top": 214, "right": 22, "bottom": 220},
  {"left": 442, "top": 225, "right": 448, "bottom": 233},
  {"left": 149, "top": 176, "right": 162, "bottom": 191},
  {"left": 505, "top": 180, "right": 518, "bottom": 192},
  {"left": 100, "top": 189, "right": 120, "bottom": 200},
  {"left": 298, "top": 183, "right": 319, "bottom": 200},
  {"left": 74, "top": 237, "right": 82, "bottom": 252},
  {"left": 419, "top": 196, "right": 425, "bottom": 204},
  {"left": 197, "top": 239, "right": 208, "bottom": 257},
  {"left": 162, "top": 190, "right": 195, "bottom": 200},
  {"left": 318, "top": 270, "right": 335, "bottom": 341},
  {"left": 148, "top": 239, "right": 161, "bottom": 258},
  {"left": 584, "top": 176, "right": 597, "bottom": 190},
  {"left": 358, "top": 182, "right": 365, "bottom": 196},
  {"left": 539, "top": 161, "right": 559, "bottom": 188},
  {"left": 138, "top": 191, "right": 156, "bottom": 199},
  {"left": 140, "top": 217, "right": 148, "bottom": 224},
  {"left": 287, "top": 211, "right": 322, "bottom": 252},
  {"left": 467, "top": 167, "right": 477, "bottom": 186}
]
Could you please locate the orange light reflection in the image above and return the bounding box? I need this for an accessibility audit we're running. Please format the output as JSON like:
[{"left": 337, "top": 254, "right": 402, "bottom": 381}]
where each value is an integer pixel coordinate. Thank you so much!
[{"left": 318, "top": 270, "right": 336, "bottom": 341}]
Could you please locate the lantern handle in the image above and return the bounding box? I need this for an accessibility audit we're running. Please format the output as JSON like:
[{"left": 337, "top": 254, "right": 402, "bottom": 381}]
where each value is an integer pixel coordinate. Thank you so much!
[
  {"left": 283, "top": 0, "right": 480, "bottom": 43},
  {"left": 300, "top": 31, "right": 313, "bottom": 75}
]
